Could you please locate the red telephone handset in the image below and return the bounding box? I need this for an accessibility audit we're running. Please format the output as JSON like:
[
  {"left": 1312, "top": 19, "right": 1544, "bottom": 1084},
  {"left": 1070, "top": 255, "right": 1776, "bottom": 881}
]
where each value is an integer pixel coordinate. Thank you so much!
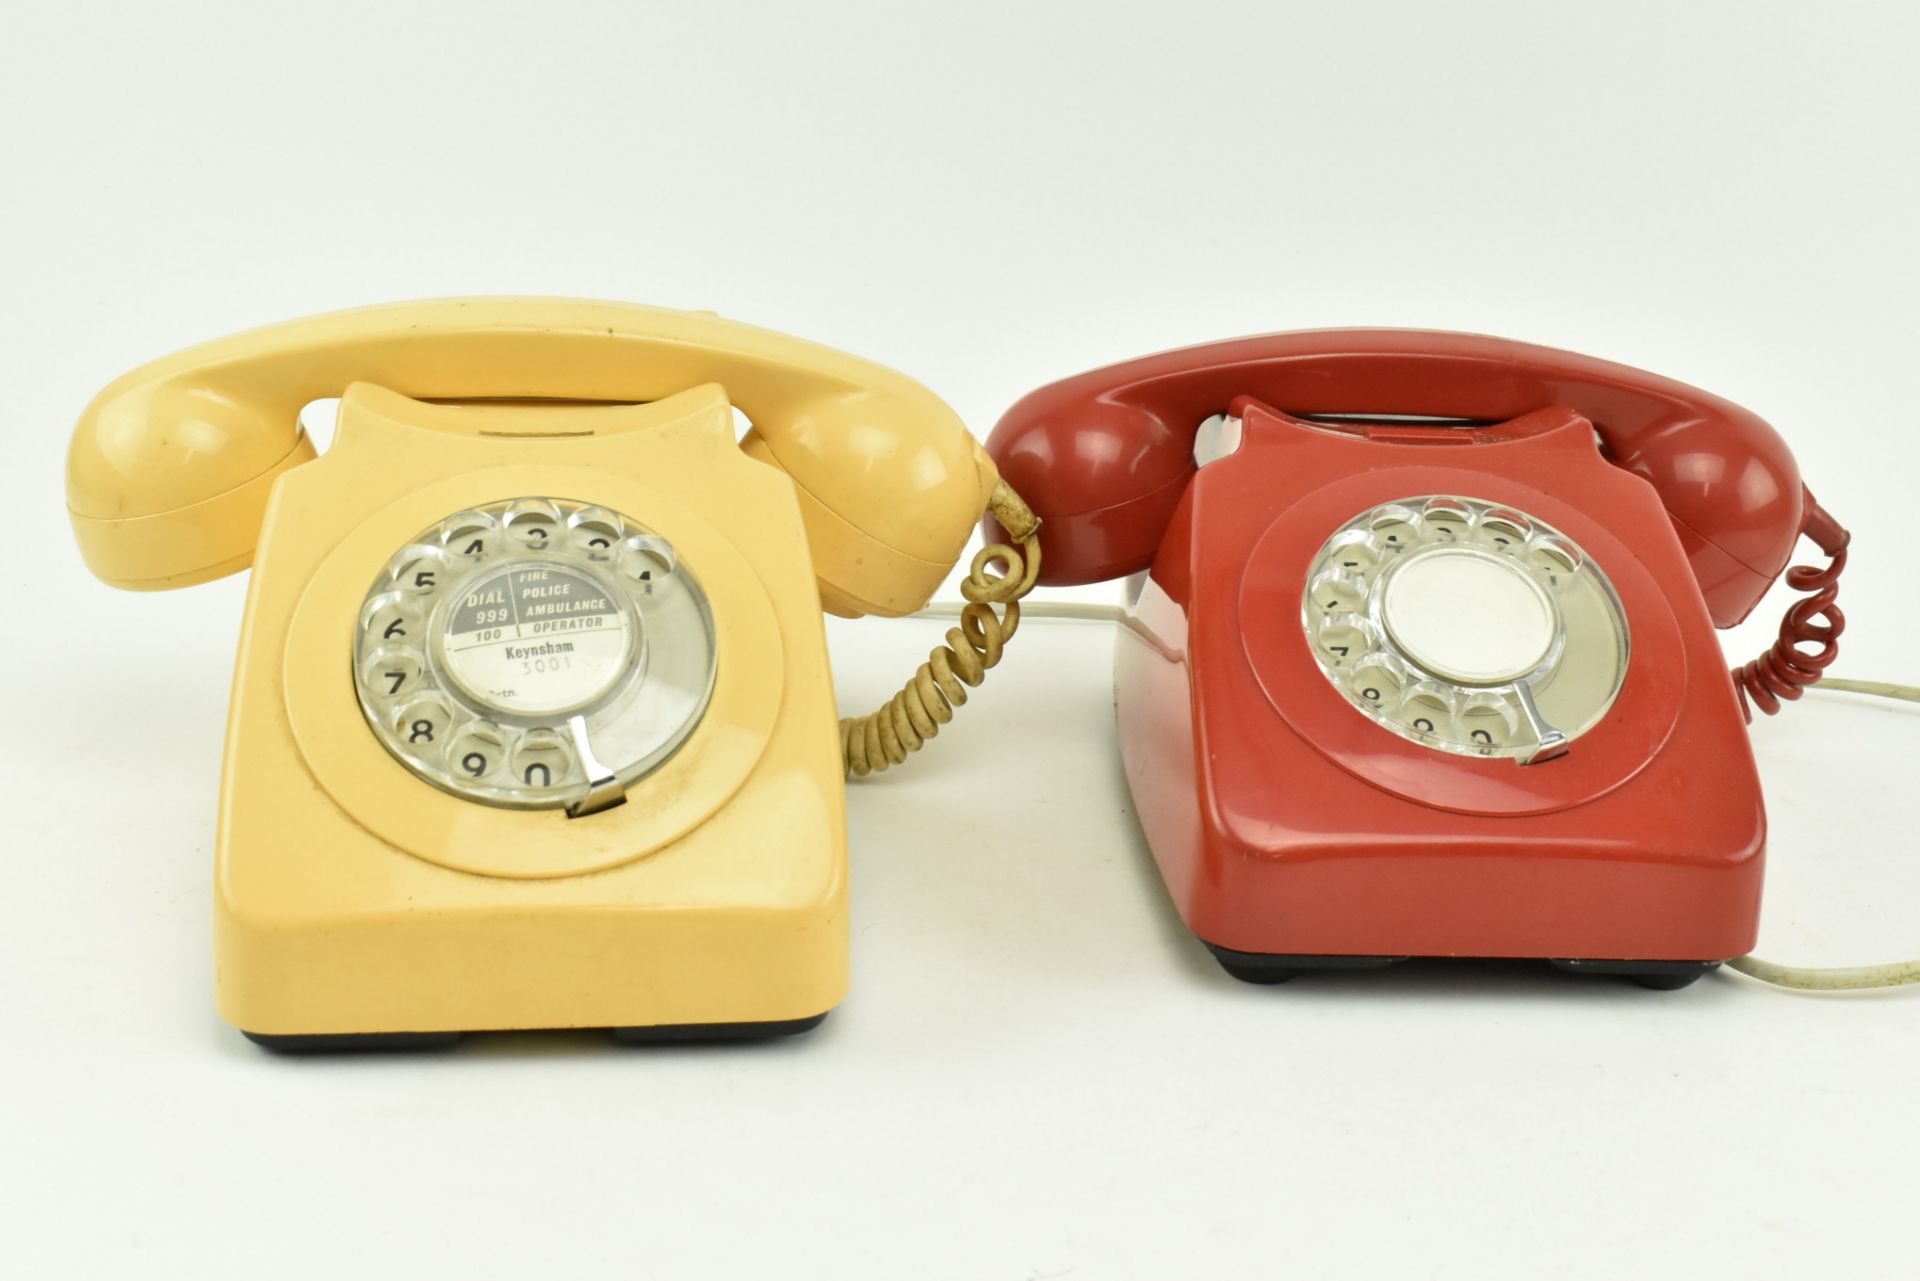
[
  {"left": 984, "top": 330, "right": 1858, "bottom": 986},
  {"left": 987, "top": 330, "right": 1849, "bottom": 716}
]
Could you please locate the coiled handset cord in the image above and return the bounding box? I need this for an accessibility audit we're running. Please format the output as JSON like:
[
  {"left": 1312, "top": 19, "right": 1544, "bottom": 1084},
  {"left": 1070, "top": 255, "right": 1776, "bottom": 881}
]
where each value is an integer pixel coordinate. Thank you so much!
[
  {"left": 1732, "top": 504, "right": 1851, "bottom": 719},
  {"left": 841, "top": 481, "right": 1042, "bottom": 778},
  {"left": 1721, "top": 510, "right": 1920, "bottom": 990},
  {"left": 902, "top": 509, "right": 1920, "bottom": 992}
]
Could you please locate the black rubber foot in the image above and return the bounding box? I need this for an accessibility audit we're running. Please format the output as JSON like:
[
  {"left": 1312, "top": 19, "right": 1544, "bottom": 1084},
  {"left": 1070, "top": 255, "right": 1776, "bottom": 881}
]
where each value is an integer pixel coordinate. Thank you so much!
[
  {"left": 1203, "top": 946, "right": 1725, "bottom": 991},
  {"left": 243, "top": 1012, "right": 830, "bottom": 1053},
  {"left": 1205, "top": 944, "right": 1405, "bottom": 985},
  {"left": 244, "top": 1030, "right": 463, "bottom": 1053},
  {"left": 1550, "top": 959, "right": 1723, "bottom": 990},
  {"left": 610, "top": 1012, "right": 829, "bottom": 1044}
]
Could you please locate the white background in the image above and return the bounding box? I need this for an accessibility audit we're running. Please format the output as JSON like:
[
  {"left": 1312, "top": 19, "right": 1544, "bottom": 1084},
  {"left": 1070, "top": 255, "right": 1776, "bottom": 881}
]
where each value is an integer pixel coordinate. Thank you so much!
[{"left": 4, "top": 3, "right": 1918, "bottom": 1277}]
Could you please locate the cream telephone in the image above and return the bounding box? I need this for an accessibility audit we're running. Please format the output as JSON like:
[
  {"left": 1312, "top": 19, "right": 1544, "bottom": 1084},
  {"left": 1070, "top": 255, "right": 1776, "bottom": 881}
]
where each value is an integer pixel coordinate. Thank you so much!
[{"left": 68, "top": 299, "right": 1040, "bottom": 1048}]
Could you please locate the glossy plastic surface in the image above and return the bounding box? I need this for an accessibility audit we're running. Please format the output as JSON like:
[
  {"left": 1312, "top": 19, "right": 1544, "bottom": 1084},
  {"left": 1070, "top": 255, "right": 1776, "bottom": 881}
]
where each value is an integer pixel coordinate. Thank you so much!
[
  {"left": 69, "top": 298, "right": 995, "bottom": 616},
  {"left": 1111, "top": 401, "right": 1765, "bottom": 961},
  {"left": 985, "top": 328, "right": 1814, "bottom": 626}
]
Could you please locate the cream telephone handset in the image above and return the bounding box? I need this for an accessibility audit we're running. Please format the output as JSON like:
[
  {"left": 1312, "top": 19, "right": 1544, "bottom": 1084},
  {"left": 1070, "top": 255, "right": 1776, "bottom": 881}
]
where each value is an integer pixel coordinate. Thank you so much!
[{"left": 68, "top": 299, "right": 1040, "bottom": 1047}]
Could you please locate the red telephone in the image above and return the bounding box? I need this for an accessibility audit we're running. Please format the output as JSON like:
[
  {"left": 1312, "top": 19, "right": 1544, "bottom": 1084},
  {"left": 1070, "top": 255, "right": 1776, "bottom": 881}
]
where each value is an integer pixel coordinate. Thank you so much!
[{"left": 985, "top": 330, "right": 1857, "bottom": 988}]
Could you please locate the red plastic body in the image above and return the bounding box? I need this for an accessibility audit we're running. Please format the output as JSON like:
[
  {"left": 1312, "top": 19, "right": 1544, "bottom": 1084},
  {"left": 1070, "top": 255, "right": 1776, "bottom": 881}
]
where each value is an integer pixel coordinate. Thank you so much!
[
  {"left": 986, "top": 329, "right": 1819, "bottom": 627},
  {"left": 983, "top": 330, "right": 1791, "bottom": 962}
]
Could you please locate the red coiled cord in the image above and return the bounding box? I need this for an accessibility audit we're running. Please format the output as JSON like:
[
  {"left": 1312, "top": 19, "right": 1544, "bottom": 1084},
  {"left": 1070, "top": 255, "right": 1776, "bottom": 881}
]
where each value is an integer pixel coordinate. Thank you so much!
[{"left": 1731, "top": 532, "right": 1850, "bottom": 721}]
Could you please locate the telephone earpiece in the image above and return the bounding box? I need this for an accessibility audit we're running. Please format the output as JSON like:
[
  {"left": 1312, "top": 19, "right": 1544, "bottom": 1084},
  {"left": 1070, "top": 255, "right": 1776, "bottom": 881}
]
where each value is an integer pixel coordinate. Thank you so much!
[
  {"left": 986, "top": 329, "right": 1839, "bottom": 628},
  {"left": 983, "top": 389, "right": 1198, "bottom": 589},
  {"left": 738, "top": 392, "right": 1001, "bottom": 617},
  {"left": 68, "top": 370, "right": 321, "bottom": 590},
  {"left": 68, "top": 298, "right": 1000, "bottom": 615}
]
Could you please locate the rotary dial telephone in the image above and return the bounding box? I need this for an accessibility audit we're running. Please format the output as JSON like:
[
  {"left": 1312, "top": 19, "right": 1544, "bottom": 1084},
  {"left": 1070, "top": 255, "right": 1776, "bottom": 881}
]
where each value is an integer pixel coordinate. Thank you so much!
[
  {"left": 987, "top": 329, "right": 1915, "bottom": 991},
  {"left": 68, "top": 299, "right": 1041, "bottom": 1048}
]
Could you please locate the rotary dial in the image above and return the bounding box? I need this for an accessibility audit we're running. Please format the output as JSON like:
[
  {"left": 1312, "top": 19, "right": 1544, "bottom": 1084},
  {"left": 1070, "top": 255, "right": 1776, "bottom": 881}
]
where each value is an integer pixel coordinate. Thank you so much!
[
  {"left": 352, "top": 497, "right": 717, "bottom": 814},
  {"left": 1301, "top": 496, "right": 1630, "bottom": 762}
]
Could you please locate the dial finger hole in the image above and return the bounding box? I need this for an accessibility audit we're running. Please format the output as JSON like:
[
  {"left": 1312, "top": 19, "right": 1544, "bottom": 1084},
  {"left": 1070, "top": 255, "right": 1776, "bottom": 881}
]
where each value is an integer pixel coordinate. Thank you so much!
[
  {"left": 619, "top": 535, "right": 676, "bottom": 590},
  {"left": 1479, "top": 508, "right": 1531, "bottom": 554},
  {"left": 1528, "top": 535, "right": 1582, "bottom": 582},
  {"left": 1400, "top": 681, "right": 1456, "bottom": 736},
  {"left": 1325, "top": 529, "right": 1380, "bottom": 575},
  {"left": 504, "top": 499, "right": 563, "bottom": 550},
  {"left": 1457, "top": 693, "right": 1522, "bottom": 751},
  {"left": 1315, "top": 613, "right": 1372, "bottom": 668},
  {"left": 446, "top": 722, "right": 507, "bottom": 781},
  {"left": 568, "top": 507, "right": 625, "bottom": 561},
  {"left": 362, "top": 646, "right": 425, "bottom": 700},
  {"left": 1308, "top": 567, "right": 1369, "bottom": 615},
  {"left": 1420, "top": 497, "right": 1472, "bottom": 542},
  {"left": 440, "top": 510, "right": 500, "bottom": 562},
  {"left": 393, "top": 696, "right": 453, "bottom": 755},
  {"left": 1349, "top": 654, "right": 1406, "bottom": 708},
  {"left": 389, "top": 544, "right": 449, "bottom": 597},
  {"left": 510, "top": 729, "right": 576, "bottom": 790},
  {"left": 1370, "top": 504, "right": 1420, "bottom": 552},
  {"left": 360, "top": 592, "right": 420, "bottom": 644}
]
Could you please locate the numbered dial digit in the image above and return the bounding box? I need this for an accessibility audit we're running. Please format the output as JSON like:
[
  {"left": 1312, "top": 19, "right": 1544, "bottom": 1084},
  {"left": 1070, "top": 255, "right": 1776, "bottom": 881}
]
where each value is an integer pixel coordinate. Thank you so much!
[
  {"left": 1301, "top": 495, "right": 1629, "bottom": 763},
  {"left": 390, "top": 545, "right": 449, "bottom": 597},
  {"left": 568, "top": 507, "right": 625, "bottom": 561},
  {"left": 361, "top": 592, "right": 419, "bottom": 644},
  {"left": 351, "top": 497, "right": 718, "bottom": 812},
  {"left": 362, "top": 647, "right": 424, "bottom": 699},
  {"left": 510, "top": 729, "right": 576, "bottom": 791},
  {"left": 441, "top": 511, "right": 499, "bottom": 562},
  {"left": 394, "top": 695, "right": 452, "bottom": 750},
  {"left": 446, "top": 722, "right": 507, "bottom": 780}
]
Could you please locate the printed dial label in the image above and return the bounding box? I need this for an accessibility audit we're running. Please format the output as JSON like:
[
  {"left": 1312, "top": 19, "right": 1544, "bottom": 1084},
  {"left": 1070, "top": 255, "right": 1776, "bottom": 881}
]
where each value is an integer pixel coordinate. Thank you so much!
[{"left": 439, "top": 563, "right": 634, "bottom": 716}]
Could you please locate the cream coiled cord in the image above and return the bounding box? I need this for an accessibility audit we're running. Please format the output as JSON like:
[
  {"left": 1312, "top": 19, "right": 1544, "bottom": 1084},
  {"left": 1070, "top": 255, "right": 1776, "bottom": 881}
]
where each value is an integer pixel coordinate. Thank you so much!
[{"left": 841, "top": 481, "right": 1042, "bottom": 778}]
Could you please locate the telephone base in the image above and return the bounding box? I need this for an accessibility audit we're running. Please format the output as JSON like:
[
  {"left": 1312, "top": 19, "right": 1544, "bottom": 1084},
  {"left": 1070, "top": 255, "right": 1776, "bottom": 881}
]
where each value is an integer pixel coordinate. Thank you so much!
[
  {"left": 1205, "top": 945, "right": 1723, "bottom": 991},
  {"left": 241, "top": 1012, "right": 830, "bottom": 1054}
]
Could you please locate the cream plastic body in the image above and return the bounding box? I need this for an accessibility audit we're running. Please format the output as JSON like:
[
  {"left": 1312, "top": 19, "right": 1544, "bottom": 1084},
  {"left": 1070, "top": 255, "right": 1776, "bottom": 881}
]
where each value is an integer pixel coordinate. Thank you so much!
[{"left": 219, "top": 384, "right": 848, "bottom": 1034}]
